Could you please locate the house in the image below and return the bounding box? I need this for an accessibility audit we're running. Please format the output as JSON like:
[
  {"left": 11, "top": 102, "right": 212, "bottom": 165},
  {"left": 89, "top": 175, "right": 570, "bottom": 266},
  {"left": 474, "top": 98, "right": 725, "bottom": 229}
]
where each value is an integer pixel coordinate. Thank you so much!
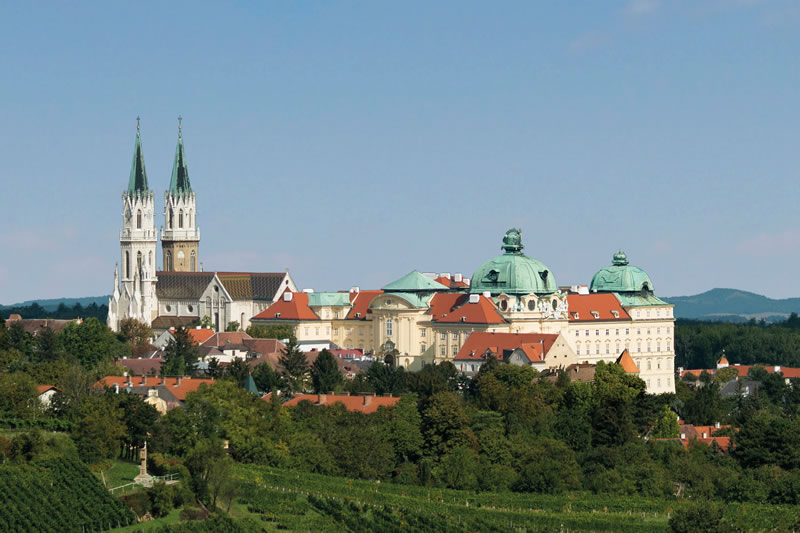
[
  {"left": 118, "top": 356, "right": 164, "bottom": 376},
  {"left": 154, "top": 326, "right": 215, "bottom": 348},
  {"left": 5, "top": 315, "right": 82, "bottom": 335},
  {"left": 453, "top": 331, "right": 577, "bottom": 376},
  {"left": 95, "top": 376, "right": 215, "bottom": 412},
  {"left": 37, "top": 385, "right": 59, "bottom": 408},
  {"left": 652, "top": 422, "right": 734, "bottom": 452},
  {"left": 282, "top": 393, "right": 401, "bottom": 414}
]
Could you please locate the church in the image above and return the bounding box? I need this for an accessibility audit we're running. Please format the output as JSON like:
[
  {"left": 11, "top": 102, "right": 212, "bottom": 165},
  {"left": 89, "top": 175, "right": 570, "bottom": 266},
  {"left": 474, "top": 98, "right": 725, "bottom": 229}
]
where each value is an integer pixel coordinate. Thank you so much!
[{"left": 107, "top": 119, "right": 296, "bottom": 334}]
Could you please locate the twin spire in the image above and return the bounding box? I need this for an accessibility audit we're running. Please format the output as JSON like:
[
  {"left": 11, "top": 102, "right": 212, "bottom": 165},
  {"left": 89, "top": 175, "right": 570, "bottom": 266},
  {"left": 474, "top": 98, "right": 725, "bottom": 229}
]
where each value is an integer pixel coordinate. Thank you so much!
[{"left": 126, "top": 116, "right": 191, "bottom": 195}]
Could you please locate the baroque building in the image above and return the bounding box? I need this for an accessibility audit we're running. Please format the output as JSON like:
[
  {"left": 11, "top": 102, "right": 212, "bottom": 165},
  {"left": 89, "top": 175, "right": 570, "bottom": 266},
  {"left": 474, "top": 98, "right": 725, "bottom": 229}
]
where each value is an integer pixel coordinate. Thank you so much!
[
  {"left": 250, "top": 229, "right": 676, "bottom": 394},
  {"left": 108, "top": 120, "right": 296, "bottom": 333}
]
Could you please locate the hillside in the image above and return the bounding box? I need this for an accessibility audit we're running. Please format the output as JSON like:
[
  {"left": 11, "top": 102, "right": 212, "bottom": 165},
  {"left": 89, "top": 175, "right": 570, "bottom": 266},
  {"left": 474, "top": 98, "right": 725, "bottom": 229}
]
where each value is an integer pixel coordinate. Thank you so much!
[
  {"left": 0, "top": 295, "right": 110, "bottom": 311},
  {"left": 665, "top": 288, "right": 800, "bottom": 322}
]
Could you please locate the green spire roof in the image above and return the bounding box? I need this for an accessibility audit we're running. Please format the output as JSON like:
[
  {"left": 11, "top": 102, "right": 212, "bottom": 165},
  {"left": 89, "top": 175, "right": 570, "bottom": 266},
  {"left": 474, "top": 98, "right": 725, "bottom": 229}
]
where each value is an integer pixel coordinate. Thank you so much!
[
  {"left": 169, "top": 123, "right": 191, "bottom": 194},
  {"left": 127, "top": 121, "right": 149, "bottom": 194},
  {"left": 382, "top": 271, "right": 449, "bottom": 292},
  {"left": 243, "top": 374, "right": 259, "bottom": 395}
]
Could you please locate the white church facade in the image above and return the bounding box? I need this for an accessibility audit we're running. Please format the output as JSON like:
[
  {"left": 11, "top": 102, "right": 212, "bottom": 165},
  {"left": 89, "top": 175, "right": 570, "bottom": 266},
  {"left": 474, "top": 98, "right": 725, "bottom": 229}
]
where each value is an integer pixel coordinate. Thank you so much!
[{"left": 108, "top": 119, "right": 296, "bottom": 334}]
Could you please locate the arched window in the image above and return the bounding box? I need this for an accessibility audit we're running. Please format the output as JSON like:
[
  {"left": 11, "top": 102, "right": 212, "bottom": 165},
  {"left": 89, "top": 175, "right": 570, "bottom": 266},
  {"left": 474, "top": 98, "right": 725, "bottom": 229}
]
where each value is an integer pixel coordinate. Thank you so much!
[
  {"left": 179, "top": 210, "right": 184, "bottom": 228},
  {"left": 136, "top": 210, "right": 142, "bottom": 229},
  {"left": 148, "top": 251, "right": 152, "bottom": 267},
  {"left": 137, "top": 251, "right": 143, "bottom": 277},
  {"left": 188, "top": 212, "right": 192, "bottom": 228},
  {"left": 166, "top": 251, "right": 172, "bottom": 271},
  {"left": 190, "top": 250, "right": 196, "bottom": 271},
  {"left": 169, "top": 209, "right": 174, "bottom": 229},
  {"left": 125, "top": 251, "right": 130, "bottom": 279}
]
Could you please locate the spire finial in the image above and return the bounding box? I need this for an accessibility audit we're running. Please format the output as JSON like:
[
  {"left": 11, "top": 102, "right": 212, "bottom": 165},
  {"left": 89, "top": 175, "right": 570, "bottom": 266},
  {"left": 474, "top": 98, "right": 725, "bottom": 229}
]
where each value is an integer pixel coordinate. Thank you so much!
[
  {"left": 178, "top": 115, "right": 182, "bottom": 130},
  {"left": 136, "top": 115, "right": 140, "bottom": 130}
]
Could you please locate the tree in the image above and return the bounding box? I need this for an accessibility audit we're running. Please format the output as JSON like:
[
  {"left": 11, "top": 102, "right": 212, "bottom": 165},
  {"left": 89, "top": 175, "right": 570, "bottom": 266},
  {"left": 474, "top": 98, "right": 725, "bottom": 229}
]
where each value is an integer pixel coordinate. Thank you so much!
[
  {"left": 162, "top": 328, "right": 200, "bottom": 376},
  {"left": 252, "top": 362, "right": 282, "bottom": 393},
  {"left": 279, "top": 338, "right": 309, "bottom": 393},
  {"left": 0, "top": 372, "right": 38, "bottom": 417},
  {"left": 62, "top": 318, "right": 129, "bottom": 368},
  {"left": 34, "top": 327, "right": 65, "bottom": 362},
  {"left": 246, "top": 324, "right": 295, "bottom": 340},
  {"left": 512, "top": 438, "right": 581, "bottom": 494},
  {"left": 226, "top": 358, "right": 250, "bottom": 385},
  {"left": 651, "top": 405, "right": 680, "bottom": 438},
  {"left": 225, "top": 321, "right": 240, "bottom": 332},
  {"left": 380, "top": 394, "right": 423, "bottom": 463},
  {"left": 205, "top": 357, "right": 222, "bottom": 379},
  {"left": 310, "top": 349, "right": 343, "bottom": 393},
  {"left": 422, "top": 392, "right": 476, "bottom": 457},
  {"left": 366, "top": 362, "right": 406, "bottom": 395},
  {"left": 434, "top": 445, "right": 479, "bottom": 490},
  {"left": 118, "top": 393, "right": 159, "bottom": 450},
  {"left": 119, "top": 318, "right": 153, "bottom": 348},
  {"left": 73, "top": 396, "right": 126, "bottom": 463}
]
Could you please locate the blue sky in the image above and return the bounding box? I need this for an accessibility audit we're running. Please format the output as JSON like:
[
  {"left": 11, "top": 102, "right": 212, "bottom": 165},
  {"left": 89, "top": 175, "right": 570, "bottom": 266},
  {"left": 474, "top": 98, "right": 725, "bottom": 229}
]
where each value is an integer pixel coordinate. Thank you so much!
[{"left": 1, "top": 0, "right": 799, "bottom": 304}]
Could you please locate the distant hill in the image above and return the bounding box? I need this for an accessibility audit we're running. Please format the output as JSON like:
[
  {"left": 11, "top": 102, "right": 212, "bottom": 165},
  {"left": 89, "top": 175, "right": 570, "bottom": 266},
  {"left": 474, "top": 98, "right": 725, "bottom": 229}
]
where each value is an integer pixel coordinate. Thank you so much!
[
  {"left": 0, "top": 295, "right": 110, "bottom": 312},
  {"left": 664, "top": 288, "right": 800, "bottom": 323}
]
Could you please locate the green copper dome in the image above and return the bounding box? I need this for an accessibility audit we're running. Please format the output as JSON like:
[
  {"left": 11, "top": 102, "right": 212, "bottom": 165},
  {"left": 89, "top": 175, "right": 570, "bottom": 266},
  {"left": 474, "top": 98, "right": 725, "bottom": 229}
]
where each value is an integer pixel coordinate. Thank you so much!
[
  {"left": 590, "top": 251, "right": 654, "bottom": 294},
  {"left": 470, "top": 229, "right": 557, "bottom": 296}
]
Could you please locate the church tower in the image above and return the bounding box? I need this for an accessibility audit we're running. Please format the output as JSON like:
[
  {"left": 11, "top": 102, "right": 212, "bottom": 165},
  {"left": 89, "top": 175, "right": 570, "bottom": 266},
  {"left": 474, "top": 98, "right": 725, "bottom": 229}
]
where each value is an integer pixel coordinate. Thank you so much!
[
  {"left": 109, "top": 118, "right": 159, "bottom": 330},
  {"left": 161, "top": 117, "right": 200, "bottom": 272}
]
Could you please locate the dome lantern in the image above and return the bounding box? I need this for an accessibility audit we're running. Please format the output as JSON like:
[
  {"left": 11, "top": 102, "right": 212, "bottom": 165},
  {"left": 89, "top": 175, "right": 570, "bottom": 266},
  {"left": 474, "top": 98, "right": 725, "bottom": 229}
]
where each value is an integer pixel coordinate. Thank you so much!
[{"left": 470, "top": 229, "right": 557, "bottom": 296}]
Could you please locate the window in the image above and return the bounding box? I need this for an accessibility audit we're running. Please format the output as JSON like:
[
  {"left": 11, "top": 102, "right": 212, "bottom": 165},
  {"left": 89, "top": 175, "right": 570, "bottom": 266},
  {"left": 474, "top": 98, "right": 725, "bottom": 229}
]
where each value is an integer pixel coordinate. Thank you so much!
[
  {"left": 452, "top": 332, "right": 458, "bottom": 340},
  {"left": 169, "top": 208, "right": 174, "bottom": 229},
  {"left": 585, "top": 330, "right": 589, "bottom": 336},
  {"left": 452, "top": 346, "right": 458, "bottom": 356},
  {"left": 386, "top": 318, "right": 393, "bottom": 337},
  {"left": 333, "top": 328, "right": 339, "bottom": 335},
  {"left": 605, "top": 329, "right": 609, "bottom": 336},
  {"left": 137, "top": 251, "right": 143, "bottom": 276},
  {"left": 440, "top": 332, "right": 446, "bottom": 340},
  {"left": 615, "top": 329, "right": 619, "bottom": 335},
  {"left": 616, "top": 343, "right": 620, "bottom": 353},
  {"left": 647, "top": 344, "right": 651, "bottom": 353},
  {"left": 125, "top": 251, "right": 130, "bottom": 278},
  {"left": 421, "top": 343, "right": 426, "bottom": 353},
  {"left": 304, "top": 328, "right": 310, "bottom": 335},
  {"left": 625, "top": 328, "right": 629, "bottom": 335},
  {"left": 346, "top": 328, "right": 351, "bottom": 335},
  {"left": 441, "top": 346, "right": 446, "bottom": 356},
  {"left": 647, "top": 360, "right": 652, "bottom": 370},
  {"left": 647, "top": 329, "right": 651, "bottom": 335},
  {"left": 595, "top": 330, "right": 599, "bottom": 336},
  {"left": 637, "top": 343, "right": 642, "bottom": 353},
  {"left": 190, "top": 250, "right": 196, "bottom": 271},
  {"left": 657, "top": 328, "right": 661, "bottom": 334},
  {"left": 188, "top": 212, "right": 192, "bottom": 227},
  {"left": 325, "top": 310, "right": 330, "bottom": 318},
  {"left": 605, "top": 345, "right": 609, "bottom": 354},
  {"left": 179, "top": 210, "right": 184, "bottom": 228},
  {"left": 136, "top": 209, "right": 142, "bottom": 229},
  {"left": 637, "top": 329, "right": 641, "bottom": 335},
  {"left": 165, "top": 251, "right": 172, "bottom": 271},
  {"left": 359, "top": 328, "right": 364, "bottom": 335},
  {"left": 315, "top": 328, "right": 320, "bottom": 335},
  {"left": 500, "top": 300, "right": 508, "bottom": 311},
  {"left": 657, "top": 344, "right": 661, "bottom": 352},
  {"left": 420, "top": 328, "right": 426, "bottom": 337},
  {"left": 575, "top": 330, "right": 580, "bottom": 337},
  {"left": 647, "top": 379, "right": 651, "bottom": 387},
  {"left": 595, "top": 345, "right": 600, "bottom": 355},
  {"left": 334, "top": 311, "right": 339, "bottom": 319},
  {"left": 657, "top": 378, "right": 661, "bottom": 387},
  {"left": 326, "top": 328, "right": 331, "bottom": 335},
  {"left": 667, "top": 343, "right": 671, "bottom": 352}
]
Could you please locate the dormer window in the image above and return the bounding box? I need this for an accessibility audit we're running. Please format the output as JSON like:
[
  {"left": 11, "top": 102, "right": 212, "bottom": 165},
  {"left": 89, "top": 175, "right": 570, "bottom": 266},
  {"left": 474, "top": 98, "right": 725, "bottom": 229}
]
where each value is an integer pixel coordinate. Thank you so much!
[
  {"left": 611, "top": 310, "right": 619, "bottom": 318},
  {"left": 591, "top": 311, "right": 599, "bottom": 319}
]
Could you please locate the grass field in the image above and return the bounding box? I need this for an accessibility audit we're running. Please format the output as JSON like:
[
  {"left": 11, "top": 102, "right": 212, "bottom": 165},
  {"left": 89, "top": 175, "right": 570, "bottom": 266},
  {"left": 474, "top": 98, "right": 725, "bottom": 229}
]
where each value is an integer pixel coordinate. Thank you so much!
[{"left": 95, "top": 460, "right": 142, "bottom": 491}]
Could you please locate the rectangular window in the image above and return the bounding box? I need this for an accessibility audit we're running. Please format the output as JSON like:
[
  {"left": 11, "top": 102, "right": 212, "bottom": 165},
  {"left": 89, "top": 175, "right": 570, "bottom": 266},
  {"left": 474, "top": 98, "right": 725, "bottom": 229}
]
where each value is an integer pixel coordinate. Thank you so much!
[
  {"left": 305, "top": 328, "right": 309, "bottom": 335},
  {"left": 575, "top": 330, "right": 580, "bottom": 336},
  {"left": 605, "top": 329, "right": 609, "bottom": 336},
  {"left": 585, "top": 330, "right": 589, "bottom": 336},
  {"left": 625, "top": 328, "right": 630, "bottom": 335},
  {"left": 440, "top": 332, "right": 446, "bottom": 340},
  {"left": 615, "top": 329, "right": 619, "bottom": 335},
  {"left": 326, "top": 328, "right": 330, "bottom": 335},
  {"left": 647, "top": 344, "right": 651, "bottom": 353},
  {"left": 605, "top": 345, "right": 609, "bottom": 354},
  {"left": 452, "top": 346, "right": 458, "bottom": 356},
  {"left": 657, "top": 359, "right": 661, "bottom": 369},
  {"left": 386, "top": 321, "right": 392, "bottom": 336},
  {"left": 420, "top": 343, "right": 426, "bottom": 353},
  {"left": 359, "top": 328, "right": 364, "bottom": 335},
  {"left": 638, "top": 343, "right": 642, "bottom": 353},
  {"left": 440, "top": 346, "right": 446, "bottom": 356},
  {"left": 595, "top": 346, "right": 600, "bottom": 354},
  {"left": 315, "top": 328, "right": 320, "bottom": 335},
  {"left": 420, "top": 328, "right": 426, "bottom": 337},
  {"left": 333, "top": 328, "right": 339, "bottom": 335},
  {"left": 452, "top": 332, "right": 458, "bottom": 340},
  {"left": 346, "top": 328, "right": 351, "bottom": 335}
]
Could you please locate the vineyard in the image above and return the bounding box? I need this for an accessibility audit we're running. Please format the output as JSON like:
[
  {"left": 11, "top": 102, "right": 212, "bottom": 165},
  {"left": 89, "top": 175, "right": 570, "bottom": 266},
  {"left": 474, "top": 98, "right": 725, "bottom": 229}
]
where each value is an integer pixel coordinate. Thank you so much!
[
  {"left": 0, "top": 455, "right": 137, "bottom": 532},
  {"left": 232, "top": 465, "right": 800, "bottom": 532}
]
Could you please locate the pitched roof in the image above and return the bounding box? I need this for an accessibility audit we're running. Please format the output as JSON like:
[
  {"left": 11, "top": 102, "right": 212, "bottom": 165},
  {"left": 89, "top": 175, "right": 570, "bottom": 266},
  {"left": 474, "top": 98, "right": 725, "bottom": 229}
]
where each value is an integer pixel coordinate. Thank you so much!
[
  {"left": 616, "top": 349, "right": 640, "bottom": 373},
  {"left": 119, "top": 357, "right": 164, "bottom": 376},
  {"left": 155, "top": 272, "right": 215, "bottom": 299},
  {"left": 186, "top": 328, "right": 215, "bottom": 345},
  {"left": 242, "top": 338, "right": 285, "bottom": 356},
  {"left": 345, "top": 290, "right": 383, "bottom": 320},
  {"left": 217, "top": 272, "right": 286, "bottom": 301},
  {"left": 282, "top": 393, "right": 401, "bottom": 414},
  {"left": 455, "top": 332, "right": 558, "bottom": 361},
  {"left": 201, "top": 331, "right": 253, "bottom": 348},
  {"left": 251, "top": 292, "right": 320, "bottom": 321},
  {"left": 718, "top": 355, "right": 729, "bottom": 365},
  {"left": 382, "top": 270, "right": 449, "bottom": 292},
  {"left": 567, "top": 293, "right": 630, "bottom": 321},
  {"left": 428, "top": 293, "right": 506, "bottom": 324},
  {"left": 307, "top": 292, "right": 351, "bottom": 307},
  {"left": 3, "top": 318, "right": 79, "bottom": 335},
  {"left": 95, "top": 376, "right": 215, "bottom": 401},
  {"left": 681, "top": 364, "right": 800, "bottom": 380},
  {"left": 434, "top": 275, "right": 470, "bottom": 289},
  {"left": 37, "top": 385, "right": 59, "bottom": 394},
  {"left": 151, "top": 316, "right": 199, "bottom": 330}
]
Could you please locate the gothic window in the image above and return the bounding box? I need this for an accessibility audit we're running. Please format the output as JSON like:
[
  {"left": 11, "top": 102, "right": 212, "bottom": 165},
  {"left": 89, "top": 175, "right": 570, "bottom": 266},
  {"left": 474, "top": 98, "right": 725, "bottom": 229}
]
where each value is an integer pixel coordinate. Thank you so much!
[
  {"left": 188, "top": 212, "right": 192, "bottom": 227},
  {"left": 169, "top": 209, "right": 174, "bottom": 229},
  {"left": 179, "top": 210, "right": 184, "bottom": 228},
  {"left": 166, "top": 251, "right": 173, "bottom": 271},
  {"left": 137, "top": 251, "right": 143, "bottom": 275},
  {"left": 190, "top": 250, "right": 196, "bottom": 271},
  {"left": 136, "top": 210, "right": 142, "bottom": 229},
  {"left": 148, "top": 251, "right": 152, "bottom": 266},
  {"left": 125, "top": 251, "right": 130, "bottom": 279}
]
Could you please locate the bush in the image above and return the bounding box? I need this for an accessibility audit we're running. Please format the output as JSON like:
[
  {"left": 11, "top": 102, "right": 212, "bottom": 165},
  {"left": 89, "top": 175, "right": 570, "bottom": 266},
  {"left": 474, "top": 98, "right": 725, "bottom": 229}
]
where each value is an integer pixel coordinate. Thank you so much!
[{"left": 669, "top": 503, "right": 724, "bottom": 533}]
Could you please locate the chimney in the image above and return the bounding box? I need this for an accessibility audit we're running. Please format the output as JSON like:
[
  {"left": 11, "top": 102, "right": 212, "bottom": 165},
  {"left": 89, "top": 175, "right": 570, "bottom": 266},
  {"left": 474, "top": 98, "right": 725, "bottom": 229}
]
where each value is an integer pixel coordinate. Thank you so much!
[
  {"left": 126, "top": 375, "right": 132, "bottom": 387},
  {"left": 482, "top": 291, "right": 491, "bottom": 299},
  {"left": 680, "top": 433, "right": 686, "bottom": 440},
  {"left": 174, "top": 377, "right": 183, "bottom": 387},
  {"left": 161, "top": 376, "right": 167, "bottom": 386},
  {"left": 284, "top": 292, "right": 293, "bottom": 302},
  {"left": 454, "top": 273, "right": 463, "bottom": 282},
  {"left": 114, "top": 383, "right": 120, "bottom": 394},
  {"left": 196, "top": 326, "right": 201, "bottom": 330},
  {"left": 140, "top": 376, "right": 147, "bottom": 385},
  {"left": 363, "top": 395, "right": 373, "bottom": 406},
  {"left": 774, "top": 365, "right": 781, "bottom": 372},
  {"left": 318, "top": 394, "right": 327, "bottom": 405},
  {"left": 714, "top": 422, "right": 721, "bottom": 429},
  {"left": 469, "top": 293, "right": 480, "bottom": 304},
  {"left": 350, "top": 286, "right": 360, "bottom": 293}
]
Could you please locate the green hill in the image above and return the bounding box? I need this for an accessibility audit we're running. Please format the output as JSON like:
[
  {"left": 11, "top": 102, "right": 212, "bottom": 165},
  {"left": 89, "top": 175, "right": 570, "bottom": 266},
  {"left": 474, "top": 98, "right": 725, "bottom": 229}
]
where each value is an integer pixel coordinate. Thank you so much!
[
  {"left": 665, "top": 288, "right": 800, "bottom": 322},
  {"left": 0, "top": 295, "right": 110, "bottom": 311}
]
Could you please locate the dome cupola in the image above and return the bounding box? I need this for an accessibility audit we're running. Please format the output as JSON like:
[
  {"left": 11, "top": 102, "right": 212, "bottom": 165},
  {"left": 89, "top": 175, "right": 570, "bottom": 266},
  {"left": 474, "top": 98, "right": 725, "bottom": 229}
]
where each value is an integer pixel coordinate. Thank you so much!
[
  {"left": 590, "top": 250, "right": 654, "bottom": 294},
  {"left": 470, "top": 229, "right": 557, "bottom": 296}
]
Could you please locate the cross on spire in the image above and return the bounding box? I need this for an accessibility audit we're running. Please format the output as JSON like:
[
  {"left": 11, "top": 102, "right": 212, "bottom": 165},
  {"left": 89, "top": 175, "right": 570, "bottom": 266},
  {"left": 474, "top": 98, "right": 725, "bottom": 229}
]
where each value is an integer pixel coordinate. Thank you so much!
[
  {"left": 178, "top": 115, "right": 182, "bottom": 131},
  {"left": 136, "top": 115, "right": 140, "bottom": 130}
]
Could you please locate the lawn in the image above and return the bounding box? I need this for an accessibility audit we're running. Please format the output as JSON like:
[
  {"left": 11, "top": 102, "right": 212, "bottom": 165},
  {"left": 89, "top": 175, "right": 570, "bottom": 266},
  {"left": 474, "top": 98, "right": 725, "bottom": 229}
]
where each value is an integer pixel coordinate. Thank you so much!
[{"left": 96, "top": 459, "right": 142, "bottom": 491}]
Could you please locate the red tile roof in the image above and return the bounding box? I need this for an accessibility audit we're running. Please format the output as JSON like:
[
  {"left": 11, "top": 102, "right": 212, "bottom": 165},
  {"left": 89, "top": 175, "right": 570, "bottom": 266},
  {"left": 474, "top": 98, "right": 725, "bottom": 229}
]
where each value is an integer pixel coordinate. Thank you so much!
[
  {"left": 94, "top": 376, "right": 215, "bottom": 401},
  {"left": 282, "top": 393, "right": 400, "bottom": 413},
  {"left": 201, "top": 331, "right": 253, "bottom": 348},
  {"left": 428, "top": 293, "right": 506, "bottom": 325},
  {"left": 251, "top": 291, "right": 320, "bottom": 321},
  {"left": 567, "top": 293, "right": 630, "bottom": 322},
  {"left": 186, "top": 328, "right": 215, "bottom": 345},
  {"left": 37, "top": 385, "right": 58, "bottom": 394},
  {"left": 345, "top": 290, "right": 383, "bottom": 320},
  {"left": 119, "top": 357, "right": 164, "bottom": 376},
  {"left": 455, "top": 332, "right": 558, "bottom": 362},
  {"left": 434, "top": 276, "right": 470, "bottom": 289},
  {"left": 616, "top": 349, "right": 640, "bottom": 373},
  {"left": 681, "top": 365, "right": 800, "bottom": 379}
]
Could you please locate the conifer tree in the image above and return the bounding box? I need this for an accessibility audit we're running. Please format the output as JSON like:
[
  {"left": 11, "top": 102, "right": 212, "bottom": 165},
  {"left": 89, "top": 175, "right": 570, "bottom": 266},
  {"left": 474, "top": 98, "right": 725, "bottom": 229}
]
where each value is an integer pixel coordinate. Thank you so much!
[
  {"left": 310, "top": 349, "right": 343, "bottom": 393},
  {"left": 279, "top": 338, "right": 308, "bottom": 393}
]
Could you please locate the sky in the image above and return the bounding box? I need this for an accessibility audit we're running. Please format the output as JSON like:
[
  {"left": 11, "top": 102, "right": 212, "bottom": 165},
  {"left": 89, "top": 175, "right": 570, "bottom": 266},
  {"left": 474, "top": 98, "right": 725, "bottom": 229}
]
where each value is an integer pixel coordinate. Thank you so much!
[{"left": 1, "top": 0, "right": 799, "bottom": 304}]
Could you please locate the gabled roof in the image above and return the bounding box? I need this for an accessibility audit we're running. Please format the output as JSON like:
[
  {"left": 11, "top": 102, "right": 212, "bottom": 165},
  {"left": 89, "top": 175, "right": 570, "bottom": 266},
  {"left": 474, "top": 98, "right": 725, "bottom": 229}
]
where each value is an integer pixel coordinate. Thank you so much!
[
  {"left": 186, "top": 328, "right": 215, "bottom": 345},
  {"left": 118, "top": 357, "right": 164, "bottom": 376},
  {"left": 251, "top": 292, "right": 320, "bottom": 321},
  {"left": 95, "top": 376, "right": 215, "bottom": 401},
  {"left": 428, "top": 293, "right": 506, "bottom": 325},
  {"left": 37, "top": 385, "right": 59, "bottom": 394},
  {"left": 242, "top": 338, "right": 285, "bottom": 357},
  {"left": 217, "top": 272, "right": 287, "bottom": 301},
  {"left": 282, "top": 393, "right": 401, "bottom": 414},
  {"left": 168, "top": 128, "right": 191, "bottom": 194},
  {"left": 127, "top": 125, "right": 150, "bottom": 194},
  {"left": 455, "top": 332, "right": 558, "bottom": 361},
  {"left": 201, "top": 331, "right": 253, "bottom": 348},
  {"left": 567, "top": 293, "right": 630, "bottom": 322},
  {"left": 382, "top": 270, "right": 449, "bottom": 292},
  {"left": 345, "top": 290, "right": 383, "bottom": 320},
  {"left": 616, "top": 349, "right": 640, "bottom": 373},
  {"left": 151, "top": 316, "right": 199, "bottom": 330},
  {"left": 156, "top": 272, "right": 216, "bottom": 299}
]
